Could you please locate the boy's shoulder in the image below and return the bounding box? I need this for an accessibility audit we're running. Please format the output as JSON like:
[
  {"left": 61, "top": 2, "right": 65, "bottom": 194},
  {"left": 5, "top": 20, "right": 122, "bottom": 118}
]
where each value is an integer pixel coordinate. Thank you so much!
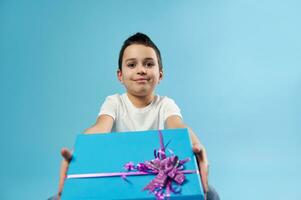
[
  {"left": 103, "top": 93, "right": 124, "bottom": 103},
  {"left": 157, "top": 95, "right": 179, "bottom": 107}
]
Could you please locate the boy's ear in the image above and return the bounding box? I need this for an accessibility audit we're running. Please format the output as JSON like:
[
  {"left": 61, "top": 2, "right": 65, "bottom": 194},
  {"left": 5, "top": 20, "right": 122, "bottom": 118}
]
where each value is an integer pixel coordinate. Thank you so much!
[
  {"left": 117, "top": 69, "right": 123, "bottom": 83},
  {"left": 159, "top": 70, "right": 163, "bottom": 81}
]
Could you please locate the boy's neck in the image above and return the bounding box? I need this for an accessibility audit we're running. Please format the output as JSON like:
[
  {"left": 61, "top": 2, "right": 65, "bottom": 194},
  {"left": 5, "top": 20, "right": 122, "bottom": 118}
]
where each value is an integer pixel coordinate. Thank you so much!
[{"left": 126, "top": 92, "right": 155, "bottom": 108}]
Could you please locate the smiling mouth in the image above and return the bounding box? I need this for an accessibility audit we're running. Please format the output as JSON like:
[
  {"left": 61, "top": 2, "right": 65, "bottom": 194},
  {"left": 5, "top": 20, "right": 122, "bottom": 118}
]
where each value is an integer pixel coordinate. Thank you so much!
[
  {"left": 134, "top": 78, "right": 149, "bottom": 81},
  {"left": 133, "top": 79, "right": 149, "bottom": 84}
]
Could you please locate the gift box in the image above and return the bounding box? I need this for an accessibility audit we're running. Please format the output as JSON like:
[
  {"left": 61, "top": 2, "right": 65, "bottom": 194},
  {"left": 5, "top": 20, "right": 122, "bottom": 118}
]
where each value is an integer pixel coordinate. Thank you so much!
[{"left": 61, "top": 128, "right": 204, "bottom": 200}]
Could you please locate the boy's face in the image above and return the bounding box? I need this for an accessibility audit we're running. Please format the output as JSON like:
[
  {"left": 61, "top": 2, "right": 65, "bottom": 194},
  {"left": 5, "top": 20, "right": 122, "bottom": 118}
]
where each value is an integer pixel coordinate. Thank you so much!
[{"left": 117, "top": 44, "right": 163, "bottom": 97}]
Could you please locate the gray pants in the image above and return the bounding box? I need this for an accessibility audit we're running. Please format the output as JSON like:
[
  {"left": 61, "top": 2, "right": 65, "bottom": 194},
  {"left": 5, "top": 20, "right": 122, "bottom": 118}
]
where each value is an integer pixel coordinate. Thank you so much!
[
  {"left": 206, "top": 184, "right": 220, "bottom": 200},
  {"left": 48, "top": 185, "right": 219, "bottom": 200}
]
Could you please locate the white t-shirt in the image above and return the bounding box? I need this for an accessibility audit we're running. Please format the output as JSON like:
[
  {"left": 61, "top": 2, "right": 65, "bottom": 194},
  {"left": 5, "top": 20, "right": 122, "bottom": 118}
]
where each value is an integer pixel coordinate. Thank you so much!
[{"left": 98, "top": 93, "right": 182, "bottom": 132}]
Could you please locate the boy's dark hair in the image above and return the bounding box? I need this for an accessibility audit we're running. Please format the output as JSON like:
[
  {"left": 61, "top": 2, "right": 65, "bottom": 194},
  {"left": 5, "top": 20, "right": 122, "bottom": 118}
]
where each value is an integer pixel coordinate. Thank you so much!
[{"left": 118, "top": 32, "right": 163, "bottom": 71}]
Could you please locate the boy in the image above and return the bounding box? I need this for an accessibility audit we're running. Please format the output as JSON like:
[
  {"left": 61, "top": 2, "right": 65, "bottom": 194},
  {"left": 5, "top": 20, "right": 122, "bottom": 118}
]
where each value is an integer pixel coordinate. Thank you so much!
[{"left": 54, "top": 33, "right": 219, "bottom": 200}]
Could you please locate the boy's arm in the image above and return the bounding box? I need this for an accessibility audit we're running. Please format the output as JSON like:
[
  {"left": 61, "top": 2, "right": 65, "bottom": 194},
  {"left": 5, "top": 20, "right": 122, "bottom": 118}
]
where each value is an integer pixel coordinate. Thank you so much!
[
  {"left": 165, "top": 115, "right": 209, "bottom": 193},
  {"left": 57, "top": 114, "right": 114, "bottom": 198},
  {"left": 84, "top": 114, "right": 114, "bottom": 134}
]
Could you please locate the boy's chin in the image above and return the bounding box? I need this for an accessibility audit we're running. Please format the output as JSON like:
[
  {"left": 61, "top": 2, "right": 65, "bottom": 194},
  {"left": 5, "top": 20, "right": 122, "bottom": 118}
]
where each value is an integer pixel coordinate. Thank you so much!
[{"left": 128, "top": 89, "right": 154, "bottom": 97}]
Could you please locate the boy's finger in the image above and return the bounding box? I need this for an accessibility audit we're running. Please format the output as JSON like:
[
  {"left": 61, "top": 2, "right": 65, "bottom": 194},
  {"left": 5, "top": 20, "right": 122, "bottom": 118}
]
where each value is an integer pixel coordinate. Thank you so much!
[
  {"left": 199, "top": 162, "right": 209, "bottom": 193},
  {"left": 61, "top": 148, "right": 72, "bottom": 162},
  {"left": 192, "top": 144, "right": 201, "bottom": 154}
]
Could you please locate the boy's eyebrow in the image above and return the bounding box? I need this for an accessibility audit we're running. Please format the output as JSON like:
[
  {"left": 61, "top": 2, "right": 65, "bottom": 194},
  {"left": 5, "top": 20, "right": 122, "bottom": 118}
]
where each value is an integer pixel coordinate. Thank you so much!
[
  {"left": 125, "top": 58, "right": 137, "bottom": 62},
  {"left": 125, "top": 57, "right": 155, "bottom": 62},
  {"left": 143, "top": 57, "right": 155, "bottom": 61}
]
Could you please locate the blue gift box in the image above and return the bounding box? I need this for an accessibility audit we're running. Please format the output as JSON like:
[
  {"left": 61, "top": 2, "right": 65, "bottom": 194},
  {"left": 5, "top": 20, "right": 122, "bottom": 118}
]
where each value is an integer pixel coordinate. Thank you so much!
[{"left": 61, "top": 128, "right": 204, "bottom": 199}]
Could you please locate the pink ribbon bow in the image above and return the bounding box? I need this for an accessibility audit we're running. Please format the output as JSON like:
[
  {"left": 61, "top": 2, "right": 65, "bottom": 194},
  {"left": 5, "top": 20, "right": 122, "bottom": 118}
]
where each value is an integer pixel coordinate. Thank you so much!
[{"left": 123, "top": 130, "right": 194, "bottom": 200}]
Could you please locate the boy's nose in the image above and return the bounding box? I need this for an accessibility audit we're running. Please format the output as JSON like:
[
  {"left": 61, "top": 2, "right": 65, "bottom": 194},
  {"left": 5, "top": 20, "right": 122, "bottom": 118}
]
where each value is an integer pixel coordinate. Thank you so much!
[{"left": 137, "top": 64, "right": 147, "bottom": 74}]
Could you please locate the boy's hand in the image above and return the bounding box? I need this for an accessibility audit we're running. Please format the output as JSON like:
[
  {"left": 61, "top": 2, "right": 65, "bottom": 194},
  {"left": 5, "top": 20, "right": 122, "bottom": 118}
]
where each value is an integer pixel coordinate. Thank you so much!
[
  {"left": 58, "top": 148, "right": 73, "bottom": 199},
  {"left": 61, "top": 148, "right": 73, "bottom": 161},
  {"left": 192, "top": 144, "right": 209, "bottom": 195}
]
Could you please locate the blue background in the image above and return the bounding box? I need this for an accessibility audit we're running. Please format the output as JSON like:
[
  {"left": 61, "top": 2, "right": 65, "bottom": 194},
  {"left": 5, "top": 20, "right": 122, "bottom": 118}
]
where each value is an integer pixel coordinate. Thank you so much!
[{"left": 0, "top": 0, "right": 300, "bottom": 199}]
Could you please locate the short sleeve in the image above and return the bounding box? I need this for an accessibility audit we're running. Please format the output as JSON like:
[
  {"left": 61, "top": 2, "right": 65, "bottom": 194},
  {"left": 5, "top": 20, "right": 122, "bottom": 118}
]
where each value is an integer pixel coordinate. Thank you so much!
[
  {"left": 98, "top": 95, "right": 117, "bottom": 120},
  {"left": 163, "top": 98, "right": 182, "bottom": 121}
]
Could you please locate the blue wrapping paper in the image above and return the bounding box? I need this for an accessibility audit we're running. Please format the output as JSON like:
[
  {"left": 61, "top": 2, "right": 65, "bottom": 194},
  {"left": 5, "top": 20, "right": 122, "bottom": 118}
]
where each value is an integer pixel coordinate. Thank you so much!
[{"left": 61, "top": 128, "right": 204, "bottom": 200}]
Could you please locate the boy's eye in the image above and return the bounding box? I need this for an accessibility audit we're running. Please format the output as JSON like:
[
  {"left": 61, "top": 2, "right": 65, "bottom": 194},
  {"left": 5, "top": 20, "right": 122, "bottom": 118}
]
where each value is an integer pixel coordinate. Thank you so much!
[
  {"left": 144, "top": 62, "right": 155, "bottom": 68},
  {"left": 127, "top": 63, "right": 136, "bottom": 68}
]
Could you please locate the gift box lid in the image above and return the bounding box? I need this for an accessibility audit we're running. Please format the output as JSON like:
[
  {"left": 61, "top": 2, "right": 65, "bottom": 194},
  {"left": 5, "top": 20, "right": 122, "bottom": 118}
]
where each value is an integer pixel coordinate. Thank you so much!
[{"left": 62, "top": 128, "right": 204, "bottom": 200}]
